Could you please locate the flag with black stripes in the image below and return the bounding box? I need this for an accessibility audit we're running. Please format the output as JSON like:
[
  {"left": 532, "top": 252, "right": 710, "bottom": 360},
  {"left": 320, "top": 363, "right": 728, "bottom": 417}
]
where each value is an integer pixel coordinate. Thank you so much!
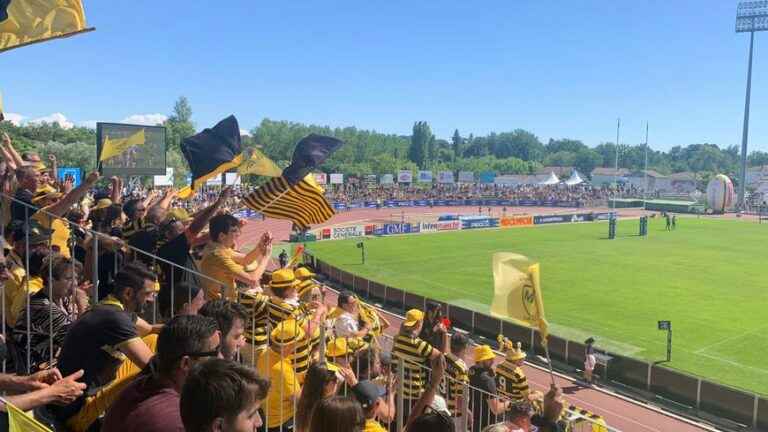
[{"left": 241, "top": 133, "right": 343, "bottom": 229}]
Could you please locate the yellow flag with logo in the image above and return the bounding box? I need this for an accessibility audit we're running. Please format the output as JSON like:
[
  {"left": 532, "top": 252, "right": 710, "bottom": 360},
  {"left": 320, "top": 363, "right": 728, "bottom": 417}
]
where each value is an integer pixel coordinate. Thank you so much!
[
  {"left": 99, "top": 128, "right": 146, "bottom": 162},
  {"left": 6, "top": 399, "right": 52, "bottom": 432},
  {"left": 490, "top": 253, "right": 549, "bottom": 345},
  {"left": 0, "top": 0, "right": 95, "bottom": 53},
  {"left": 238, "top": 148, "right": 282, "bottom": 177}
]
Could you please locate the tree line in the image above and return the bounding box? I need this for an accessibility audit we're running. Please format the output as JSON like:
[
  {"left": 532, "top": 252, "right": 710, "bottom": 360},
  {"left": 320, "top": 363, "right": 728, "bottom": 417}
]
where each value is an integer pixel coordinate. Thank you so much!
[{"left": 2, "top": 96, "right": 765, "bottom": 187}]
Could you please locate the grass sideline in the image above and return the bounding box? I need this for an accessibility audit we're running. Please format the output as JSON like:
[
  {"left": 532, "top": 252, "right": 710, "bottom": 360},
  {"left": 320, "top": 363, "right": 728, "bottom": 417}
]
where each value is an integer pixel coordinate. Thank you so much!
[{"left": 308, "top": 217, "right": 768, "bottom": 395}]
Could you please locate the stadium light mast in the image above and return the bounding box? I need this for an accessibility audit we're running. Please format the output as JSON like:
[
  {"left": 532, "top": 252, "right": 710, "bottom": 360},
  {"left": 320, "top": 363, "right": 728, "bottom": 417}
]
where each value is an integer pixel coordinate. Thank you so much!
[
  {"left": 736, "top": 1, "right": 768, "bottom": 209},
  {"left": 613, "top": 118, "right": 621, "bottom": 210},
  {"left": 644, "top": 122, "right": 649, "bottom": 211}
]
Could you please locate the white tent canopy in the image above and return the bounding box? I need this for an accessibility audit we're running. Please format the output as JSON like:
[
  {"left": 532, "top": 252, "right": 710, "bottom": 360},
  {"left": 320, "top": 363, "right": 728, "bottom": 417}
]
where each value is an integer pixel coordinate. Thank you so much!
[
  {"left": 564, "top": 170, "right": 584, "bottom": 185},
  {"left": 538, "top": 172, "right": 560, "bottom": 185}
]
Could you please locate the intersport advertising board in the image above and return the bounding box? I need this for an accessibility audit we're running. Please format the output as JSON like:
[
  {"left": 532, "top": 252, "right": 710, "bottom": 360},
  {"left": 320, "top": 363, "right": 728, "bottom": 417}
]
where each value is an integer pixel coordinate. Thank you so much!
[{"left": 419, "top": 220, "right": 462, "bottom": 232}]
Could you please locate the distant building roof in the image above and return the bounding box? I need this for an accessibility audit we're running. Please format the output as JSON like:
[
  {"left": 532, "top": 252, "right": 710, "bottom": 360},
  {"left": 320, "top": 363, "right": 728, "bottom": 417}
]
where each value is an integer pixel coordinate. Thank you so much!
[
  {"left": 748, "top": 165, "right": 768, "bottom": 173},
  {"left": 628, "top": 170, "right": 666, "bottom": 178},
  {"left": 668, "top": 172, "right": 696, "bottom": 181},
  {"left": 591, "top": 167, "right": 630, "bottom": 176},
  {"left": 535, "top": 166, "right": 573, "bottom": 176}
]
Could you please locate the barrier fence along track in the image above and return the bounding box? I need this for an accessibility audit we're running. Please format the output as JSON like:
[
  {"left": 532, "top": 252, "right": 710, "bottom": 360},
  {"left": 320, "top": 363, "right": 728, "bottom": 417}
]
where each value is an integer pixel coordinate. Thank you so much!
[{"left": 306, "top": 251, "right": 768, "bottom": 432}]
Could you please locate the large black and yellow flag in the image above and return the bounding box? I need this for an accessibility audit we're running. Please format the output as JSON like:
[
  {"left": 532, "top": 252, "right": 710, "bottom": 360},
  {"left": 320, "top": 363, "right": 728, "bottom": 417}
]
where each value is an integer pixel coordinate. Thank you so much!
[
  {"left": 0, "top": 0, "right": 95, "bottom": 53},
  {"left": 179, "top": 115, "right": 243, "bottom": 199},
  {"left": 242, "top": 134, "right": 343, "bottom": 229}
]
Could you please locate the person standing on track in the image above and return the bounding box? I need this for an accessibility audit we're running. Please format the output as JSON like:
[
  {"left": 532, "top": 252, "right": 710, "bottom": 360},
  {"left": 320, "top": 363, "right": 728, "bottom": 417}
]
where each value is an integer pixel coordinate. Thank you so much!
[
  {"left": 584, "top": 337, "right": 596, "bottom": 385},
  {"left": 665, "top": 213, "right": 671, "bottom": 231},
  {"left": 672, "top": 214, "right": 677, "bottom": 230}
]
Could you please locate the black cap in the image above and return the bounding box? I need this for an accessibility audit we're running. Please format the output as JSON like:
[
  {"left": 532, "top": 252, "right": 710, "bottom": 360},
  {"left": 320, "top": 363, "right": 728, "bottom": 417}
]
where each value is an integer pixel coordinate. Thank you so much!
[
  {"left": 11, "top": 220, "right": 52, "bottom": 244},
  {"left": 585, "top": 337, "right": 595, "bottom": 344},
  {"left": 352, "top": 380, "right": 385, "bottom": 409}
]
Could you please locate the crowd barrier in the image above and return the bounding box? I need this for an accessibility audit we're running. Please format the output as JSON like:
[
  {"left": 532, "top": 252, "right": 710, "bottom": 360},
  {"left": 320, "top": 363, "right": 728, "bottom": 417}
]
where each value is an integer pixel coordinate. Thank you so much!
[
  {"left": 312, "top": 211, "right": 617, "bottom": 242},
  {"left": 306, "top": 254, "right": 768, "bottom": 431},
  {"left": 331, "top": 198, "right": 586, "bottom": 210}
]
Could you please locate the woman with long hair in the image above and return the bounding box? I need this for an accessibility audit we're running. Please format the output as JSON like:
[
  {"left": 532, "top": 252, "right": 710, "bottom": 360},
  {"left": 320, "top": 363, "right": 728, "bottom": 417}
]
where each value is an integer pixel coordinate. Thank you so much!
[
  {"left": 295, "top": 362, "right": 341, "bottom": 432},
  {"left": 309, "top": 395, "right": 365, "bottom": 432}
]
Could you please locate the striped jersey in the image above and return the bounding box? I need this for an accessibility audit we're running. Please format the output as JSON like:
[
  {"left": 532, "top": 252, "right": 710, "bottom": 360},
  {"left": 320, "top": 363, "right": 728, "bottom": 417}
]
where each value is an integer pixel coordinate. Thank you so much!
[
  {"left": 392, "top": 334, "right": 434, "bottom": 399},
  {"left": 495, "top": 360, "right": 529, "bottom": 402},
  {"left": 238, "top": 290, "right": 269, "bottom": 350},
  {"left": 443, "top": 353, "right": 469, "bottom": 415},
  {"left": 267, "top": 297, "right": 307, "bottom": 328}
]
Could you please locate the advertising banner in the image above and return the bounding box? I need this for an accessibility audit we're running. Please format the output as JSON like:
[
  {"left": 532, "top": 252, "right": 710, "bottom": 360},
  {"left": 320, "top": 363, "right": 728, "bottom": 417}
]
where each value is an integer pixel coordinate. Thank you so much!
[
  {"left": 461, "top": 217, "right": 499, "bottom": 229},
  {"left": 414, "top": 200, "right": 429, "bottom": 206},
  {"left": 534, "top": 214, "right": 572, "bottom": 225},
  {"left": 364, "top": 225, "right": 375, "bottom": 235},
  {"left": 437, "top": 171, "right": 455, "bottom": 184},
  {"left": 380, "top": 174, "right": 394, "bottom": 184},
  {"left": 206, "top": 174, "right": 223, "bottom": 186},
  {"left": 396, "top": 200, "right": 413, "bottom": 207},
  {"left": 570, "top": 213, "right": 592, "bottom": 222},
  {"left": 331, "top": 225, "right": 365, "bottom": 240},
  {"left": 593, "top": 212, "right": 617, "bottom": 220},
  {"left": 500, "top": 215, "right": 534, "bottom": 227},
  {"left": 329, "top": 173, "right": 344, "bottom": 184},
  {"left": 518, "top": 199, "right": 539, "bottom": 206},
  {"left": 555, "top": 200, "right": 578, "bottom": 207},
  {"left": 479, "top": 171, "right": 496, "bottom": 184},
  {"left": 458, "top": 171, "right": 474, "bottom": 183},
  {"left": 381, "top": 223, "right": 417, "bottom": 235},
  {"left": 57, "top": 167, "right": 82, "bottom": 187},
  {"left": 364, "top": 201, "right": 378, "bottom": 208},
  {"left": 397, "top": 170, "right": 413, "bottom": 183},
  {"left": 433, "top": 199, "right": 447, "bottom": 206},
  {"left": 418, "top": 170, "right": 433, "bottom": 183},
  {"left": 420, "top": 220, "right": 462, "bottom": 232},
  {"left": 314, "top": 173, "right": 327, "bottom": 185},
  {"left": 321, "top": 228, "right": 332, "bottom": 240},
  {"left": 332, "top": 202, "right": 346, "bottom": 210},
  {"left": 383, "top": 200, "right": 397, "bottom": 207}
]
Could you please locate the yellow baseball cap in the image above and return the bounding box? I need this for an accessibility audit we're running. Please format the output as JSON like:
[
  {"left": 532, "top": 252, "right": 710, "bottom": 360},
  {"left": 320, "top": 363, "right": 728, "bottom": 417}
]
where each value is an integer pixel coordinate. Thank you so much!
[
  {"left": 403, "top": 309, "right": 424, "bottom": 327},
  {"left": 167, "top": 207, "right": 191, "bottom": 223},
  {"left": 270, "top": 319, "right": 305, "bottom": 346},
  {"left": 474, "top": 345, "right": 496, "bottom": 363}
]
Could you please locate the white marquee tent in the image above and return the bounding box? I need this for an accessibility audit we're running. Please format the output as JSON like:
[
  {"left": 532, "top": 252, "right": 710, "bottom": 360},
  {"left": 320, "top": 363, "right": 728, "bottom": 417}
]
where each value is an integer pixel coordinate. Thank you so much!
[
  {"left": 538, "top": 172, "right": 560, "bottom": 185},
  {"left": 564, "top": 170, "right": 585, "bottom": 185}
]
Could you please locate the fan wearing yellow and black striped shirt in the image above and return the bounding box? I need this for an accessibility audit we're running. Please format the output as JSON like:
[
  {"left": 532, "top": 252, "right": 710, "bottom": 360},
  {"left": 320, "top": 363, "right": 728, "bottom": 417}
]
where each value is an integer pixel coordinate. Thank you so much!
[
  {"left": 495, "top": 336, "right": 530, "bottom": 404},
  {"left": 391, "top": 309, "right": 441, "bottom": 423},
  {"left": 443, "top": 332, "right": 470, "bottom": 428}
]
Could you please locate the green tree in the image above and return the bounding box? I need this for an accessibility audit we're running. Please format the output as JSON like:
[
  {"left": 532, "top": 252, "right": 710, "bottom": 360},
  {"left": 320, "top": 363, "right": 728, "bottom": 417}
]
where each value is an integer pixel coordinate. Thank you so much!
[
  {"left": 749, "top": 151, "right": 768, "bottom": 167},
  {"left": 451, "top": 129, "right": 462, "bottom": 161},
  {"left": 164, "top": 96, "right": 195, "bottom": 151},
  {"left": 408, "top": 121, "right": 432, "bottom": 169},
  {"left": 573, "top": 148, "right": 602, "bottom": 175}
]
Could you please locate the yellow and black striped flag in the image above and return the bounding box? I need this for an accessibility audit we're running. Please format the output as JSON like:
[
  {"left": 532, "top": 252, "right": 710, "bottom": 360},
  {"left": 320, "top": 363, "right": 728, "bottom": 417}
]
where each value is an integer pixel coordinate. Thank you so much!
[
  {"left": 242, "top": 133, "right": 343, "bottom": 229},
  {"left": 0, "top": 0, "right": 95, "bottom": 53}
]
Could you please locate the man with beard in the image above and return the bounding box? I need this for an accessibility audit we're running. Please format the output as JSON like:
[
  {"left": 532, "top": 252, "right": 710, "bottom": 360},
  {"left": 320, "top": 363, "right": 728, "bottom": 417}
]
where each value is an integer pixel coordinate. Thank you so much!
[{"left": 50, "top": 262, "right": 158, "bottom": 432}]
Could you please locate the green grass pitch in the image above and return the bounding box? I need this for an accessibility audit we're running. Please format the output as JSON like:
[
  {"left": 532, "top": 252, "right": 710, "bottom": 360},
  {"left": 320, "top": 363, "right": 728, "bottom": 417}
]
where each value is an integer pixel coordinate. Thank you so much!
[{"left": 308, "top": 217, "right": 768, "bottom": 395}]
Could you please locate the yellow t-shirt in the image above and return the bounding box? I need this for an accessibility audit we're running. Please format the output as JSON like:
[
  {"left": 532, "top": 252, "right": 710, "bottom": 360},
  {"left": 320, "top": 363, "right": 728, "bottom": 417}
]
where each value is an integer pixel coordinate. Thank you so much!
[
  {"left": 32, "top": 210, "right": 71, "bottom": 258},
  {"left": 199, "top": 242, "right": 244, "bottom": 301},
  {"left": 9, "top": 276, "right": 44, "bottom": 328},
  {"left": 364, "top": 419, "right": 387, "bottom": 432},
  {"left": 4, "top": 252, "right": 27, "bottom": 327},
  {"left": 257, "top": 349, "right": 300, "bottom": 428}
]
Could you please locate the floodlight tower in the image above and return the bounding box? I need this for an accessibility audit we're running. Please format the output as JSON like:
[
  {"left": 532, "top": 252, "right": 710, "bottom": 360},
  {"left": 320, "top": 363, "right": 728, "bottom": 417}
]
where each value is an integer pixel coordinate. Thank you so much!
[{"left": 736, "top": 1, "right": 768, "bottom": 209}]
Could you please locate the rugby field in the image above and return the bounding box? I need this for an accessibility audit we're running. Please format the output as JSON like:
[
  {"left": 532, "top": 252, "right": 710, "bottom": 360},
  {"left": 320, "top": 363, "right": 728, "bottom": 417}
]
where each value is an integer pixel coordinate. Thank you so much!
[{"left": 308, "top": 217, "right": 768, "bottom": 395}]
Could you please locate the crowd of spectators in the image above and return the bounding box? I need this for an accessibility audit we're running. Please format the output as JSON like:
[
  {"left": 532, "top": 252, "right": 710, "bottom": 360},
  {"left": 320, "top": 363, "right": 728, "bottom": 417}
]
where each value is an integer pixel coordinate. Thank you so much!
[
  {"left": 0, "top": 132, "right": 583, "bottom": 432},
  {"left": 325, "top": 182, "right": 645, "bottom": 207}
]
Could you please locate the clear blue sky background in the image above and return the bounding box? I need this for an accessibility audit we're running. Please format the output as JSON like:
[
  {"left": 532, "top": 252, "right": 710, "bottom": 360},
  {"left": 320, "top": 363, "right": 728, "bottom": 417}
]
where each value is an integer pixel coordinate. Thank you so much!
[{"left": 1, "top": 0, "right": 766, "bottom": 151}]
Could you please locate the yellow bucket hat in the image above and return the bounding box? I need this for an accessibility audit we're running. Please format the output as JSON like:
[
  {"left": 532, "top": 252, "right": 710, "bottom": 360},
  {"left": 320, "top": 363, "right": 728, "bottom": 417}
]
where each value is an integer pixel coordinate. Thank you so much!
[
  {"left": 473, "top": 345, "right": 496, "bottom": 363},
  {"left": 294, "top": 267, "right": 315, "bottom": 280},
  {"left": 270, "top": 319, "right": 305, "bottom": 346},
  {"left": 32, "top": 188, "right": 62, "bottom": 204},
  {"left": 269, "top": 268, "right": 300, "bottom": 291},
  {"left": 326, "top": 337, "right": 369, "bottom": 358},
  {"left": 403, "top": 309, "right": 424, "bottom": 327}
]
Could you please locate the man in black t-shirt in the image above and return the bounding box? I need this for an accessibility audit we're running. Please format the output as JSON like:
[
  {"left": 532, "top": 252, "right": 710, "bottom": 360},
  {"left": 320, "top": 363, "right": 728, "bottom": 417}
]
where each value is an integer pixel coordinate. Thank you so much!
[
  {"left": 51, "top": 262, "right": 158, "bottom": 431},
  {"left": 11, "top": 165, "right": 40, "bottom": 223},
  {"left": 469, "top": 345, "right": 512, "bottom": 432},
  {"left": 157, "top": 187, "right": 231, "bottom": 316}
]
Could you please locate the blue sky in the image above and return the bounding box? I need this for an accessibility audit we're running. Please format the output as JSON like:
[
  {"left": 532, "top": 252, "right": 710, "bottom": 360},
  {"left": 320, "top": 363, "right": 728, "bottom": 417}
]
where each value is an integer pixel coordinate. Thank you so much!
[{"left": 1, "top": 0, "right": 766, "bottom": 151}]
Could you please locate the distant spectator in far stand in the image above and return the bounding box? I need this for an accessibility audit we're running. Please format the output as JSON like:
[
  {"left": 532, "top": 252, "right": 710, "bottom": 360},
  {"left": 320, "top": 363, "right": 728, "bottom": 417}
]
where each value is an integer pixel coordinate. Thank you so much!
[
  {"left": 279, "top": 249, "right": 288, "bottom": 268},
  {"left": 180, "top": 358, "right": 270, "bottom": 432},
  {"left": 309, "top": 395, "right": 365, "bottom": 432},
  {"left": 583, "top": 337, "right": 596, "bottom": 386},
  {"left": 418, "top": 301, "right": 448, "bottom": 352}
]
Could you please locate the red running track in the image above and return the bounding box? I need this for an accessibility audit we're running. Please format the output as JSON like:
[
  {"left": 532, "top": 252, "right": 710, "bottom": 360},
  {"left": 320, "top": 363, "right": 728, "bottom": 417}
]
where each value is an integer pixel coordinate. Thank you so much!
[{"left": 240, "top": 207, "right": 716, "bottom": 432}]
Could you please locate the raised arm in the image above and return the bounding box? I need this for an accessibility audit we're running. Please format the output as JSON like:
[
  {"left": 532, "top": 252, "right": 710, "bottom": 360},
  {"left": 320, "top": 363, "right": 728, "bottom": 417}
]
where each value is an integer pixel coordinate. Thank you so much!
[
  {"left": 44, "top": 171, "right": 100, "bottom": 217},
  {"left": 1, "top": 132, "right": 23, "bottom": 169},
  {"left": 188, "top": 186, "right": 231, "bottom": 237}
]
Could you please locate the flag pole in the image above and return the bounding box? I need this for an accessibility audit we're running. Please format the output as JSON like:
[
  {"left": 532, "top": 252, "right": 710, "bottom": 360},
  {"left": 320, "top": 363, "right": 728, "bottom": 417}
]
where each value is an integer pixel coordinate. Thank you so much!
[{"left": 543, "top": 343, "right": 556, "bottom": 386}]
